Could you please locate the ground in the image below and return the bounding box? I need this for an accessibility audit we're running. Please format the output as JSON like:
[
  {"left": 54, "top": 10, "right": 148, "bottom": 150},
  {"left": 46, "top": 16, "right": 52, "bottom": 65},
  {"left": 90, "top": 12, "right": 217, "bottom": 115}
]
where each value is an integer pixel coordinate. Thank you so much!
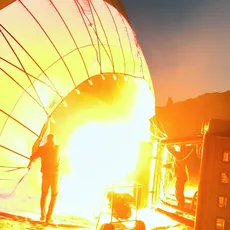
[
  {"left": 0, "top": 210, "right": 194, "bottom": 230},
  {"left": 0, "top": 191, "right": 194, "bottom": 229},
  {"left": 0, "top": 218, "right": 193, "bottom": 230}
]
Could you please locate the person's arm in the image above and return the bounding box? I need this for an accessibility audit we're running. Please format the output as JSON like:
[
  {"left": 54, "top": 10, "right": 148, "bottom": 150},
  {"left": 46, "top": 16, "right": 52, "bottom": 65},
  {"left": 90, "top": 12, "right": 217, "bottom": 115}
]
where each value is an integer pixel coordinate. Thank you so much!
[
  {"left": 27, "top": 147, "right": 42, "bottom": 169},
  {"left": 163, "top": 162, "right": 173, "bottom": 169},
  {"left": 167, "top": 146, "right": 180, "bottom": 160}
]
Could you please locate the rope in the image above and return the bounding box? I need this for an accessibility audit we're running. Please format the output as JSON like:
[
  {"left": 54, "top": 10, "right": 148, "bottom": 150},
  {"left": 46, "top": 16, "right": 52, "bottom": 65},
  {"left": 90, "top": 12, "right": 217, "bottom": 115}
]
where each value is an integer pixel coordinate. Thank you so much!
[
  {"left": 156, "top": 116, "right": 168, "bottom": 137},
  {"left": 150, "top": 119, "right": 168, "bottom": 138},
  {"left": 0, "top": 166, "right": 26, "bottom": 168},
  {"left": 150, "top": 131, "right": 166, "bottom": 141},
  {"left": 0, "top": 179, "right": 18, "bottom": 181},
  {"left": 0, "top": 145, "right": 30, "bottom": 160},
  {"left": 1, "top": 167, "right": 27, "bottom": 173},
  {"left": 10, "top": 168, "right": 30, "bottom": 196}
]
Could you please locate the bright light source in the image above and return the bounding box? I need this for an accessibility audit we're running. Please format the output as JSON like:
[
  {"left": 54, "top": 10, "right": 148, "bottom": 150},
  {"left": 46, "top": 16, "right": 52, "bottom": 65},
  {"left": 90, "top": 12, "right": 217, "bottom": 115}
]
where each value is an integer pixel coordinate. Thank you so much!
[
  {"left": 62, "top": 100, "right": 68, "bottom": 108},
  {"left": 113, "top": 74, "right": 117, "bottom": 80},
  {"left": 124, "top": 75, "right": 128, "bottom": 81},
  {"left": 101, "top": 74, "right": 105, "bottom": 80},
  {"left": 88, "top": 79, "right": 93, "bottom": 86},
  {"left": 75, "top": 88, "right": 80, "bottom": 94},
  {"left": 59, "top": 120, "right": 146, "bottom": 217},
  {"left": 174, "top": 145, "right": 181, "bottom": 152},
  {"left": 53, "top": 78, "right": 155, "bottom": 219},
  {"left": 50, "top": 115, "right": 55, "bottom": 124}
]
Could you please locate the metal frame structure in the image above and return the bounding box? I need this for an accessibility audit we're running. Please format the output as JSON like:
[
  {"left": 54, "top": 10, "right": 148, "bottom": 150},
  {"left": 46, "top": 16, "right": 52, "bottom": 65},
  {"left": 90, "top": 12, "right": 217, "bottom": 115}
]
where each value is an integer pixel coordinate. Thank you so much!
[{"left": 96, "top": 183, "right": 143, "bottom": 230}]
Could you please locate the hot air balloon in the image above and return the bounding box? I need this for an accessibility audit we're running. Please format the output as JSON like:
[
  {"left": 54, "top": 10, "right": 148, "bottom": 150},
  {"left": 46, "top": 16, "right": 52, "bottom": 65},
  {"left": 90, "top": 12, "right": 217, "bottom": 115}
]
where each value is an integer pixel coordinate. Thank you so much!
[{"left": 0, "top": 0, "right": 155, "bottom": 225}]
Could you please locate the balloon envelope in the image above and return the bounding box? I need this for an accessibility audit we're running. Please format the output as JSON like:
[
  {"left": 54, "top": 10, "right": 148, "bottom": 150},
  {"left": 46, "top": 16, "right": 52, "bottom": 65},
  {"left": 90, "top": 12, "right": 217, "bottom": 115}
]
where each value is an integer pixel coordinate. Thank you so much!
[{"left": 0, "top": 0, "right": 155, "bottom": 221}]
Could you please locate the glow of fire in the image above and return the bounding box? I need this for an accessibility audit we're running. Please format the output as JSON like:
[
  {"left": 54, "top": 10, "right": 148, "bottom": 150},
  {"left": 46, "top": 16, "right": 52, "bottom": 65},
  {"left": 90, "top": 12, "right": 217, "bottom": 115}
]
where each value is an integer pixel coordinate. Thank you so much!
[
  {"left": 54, "top": 79, "right": 154, "bottom": 219},
  {"left": 57, "top": 121, "right": 149, "bottom": 218}
]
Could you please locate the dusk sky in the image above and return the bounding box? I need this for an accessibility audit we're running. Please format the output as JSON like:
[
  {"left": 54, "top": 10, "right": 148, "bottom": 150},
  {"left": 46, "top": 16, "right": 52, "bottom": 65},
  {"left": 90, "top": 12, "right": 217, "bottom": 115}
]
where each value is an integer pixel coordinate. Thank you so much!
[{"left": 122, "top": 0, "right": 230, "bottom": 106}]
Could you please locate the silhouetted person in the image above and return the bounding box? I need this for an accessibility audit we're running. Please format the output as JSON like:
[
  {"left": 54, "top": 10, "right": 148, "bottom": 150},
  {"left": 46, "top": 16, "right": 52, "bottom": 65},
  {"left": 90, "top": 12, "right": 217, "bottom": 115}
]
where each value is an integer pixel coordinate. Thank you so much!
[
  {"left": 28, "top": 134, "right": 61, "bottom": 223},
  {"left": 174, "top": 154, "right": 187, "bottom": 207},
  {"left": 167, "top": 145, "right": 188, "bottom": 208}
]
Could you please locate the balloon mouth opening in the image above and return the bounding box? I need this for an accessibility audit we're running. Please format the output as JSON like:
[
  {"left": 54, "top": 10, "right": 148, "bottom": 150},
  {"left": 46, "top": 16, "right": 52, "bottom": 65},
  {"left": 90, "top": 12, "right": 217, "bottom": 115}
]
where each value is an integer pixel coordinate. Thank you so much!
[
  {"left": 49, "top": 73, "right": 155, "bottom": 218},
  {"left": 0, "top": 73, "right": 155, "bottom": 223}
]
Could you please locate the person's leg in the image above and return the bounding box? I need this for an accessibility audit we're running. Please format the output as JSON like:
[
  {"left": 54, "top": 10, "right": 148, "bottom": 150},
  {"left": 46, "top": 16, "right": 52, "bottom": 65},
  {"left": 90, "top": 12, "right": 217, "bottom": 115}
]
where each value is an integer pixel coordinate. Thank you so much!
[
  {"left": 40, "top": 175, "right": 50, "bottom": 220},
  {"left": 175, "top": 179, "right": 185, "bottom": 207},
  {"left": 46, "top": 174, "right": 59, "bottom": 222}
]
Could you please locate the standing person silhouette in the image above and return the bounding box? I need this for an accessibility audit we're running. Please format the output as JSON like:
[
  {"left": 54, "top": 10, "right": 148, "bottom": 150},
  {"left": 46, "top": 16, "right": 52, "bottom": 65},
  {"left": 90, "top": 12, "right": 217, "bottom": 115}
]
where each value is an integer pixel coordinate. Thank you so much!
[
  {"left": 166, "top": 145, "right": 189, "bottom": 208},
  {"left": 28, "top": 134, "right": 61, "bottom": 223},
  {"left": 173, "top": 146, "right": 188, "bottom": 207}
]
